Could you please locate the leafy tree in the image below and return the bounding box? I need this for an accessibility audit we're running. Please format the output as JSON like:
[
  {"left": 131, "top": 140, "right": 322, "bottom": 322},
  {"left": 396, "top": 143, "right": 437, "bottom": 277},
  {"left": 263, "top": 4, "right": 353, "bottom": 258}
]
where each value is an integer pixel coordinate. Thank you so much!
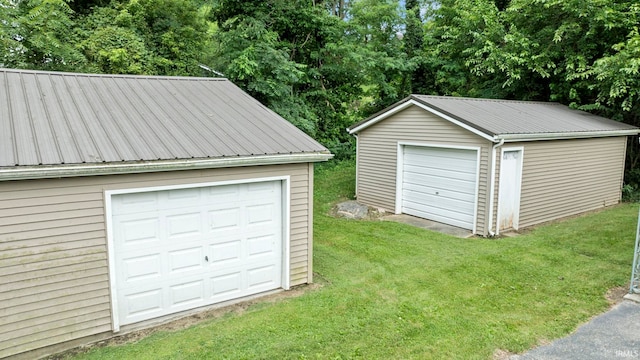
[
  {"left": 75, "top": 0, "right": 210, "bottom": 75},
  {"left": 347, "top": 0, "right": 410, "bottom": 111},
  {"left": 210, "top": 0, "right": 366, "bottom": 157},
  {"left": 404, "top": 0, "right": 430, "bottom": 94},
  {"left": 0, "top": 0, "right": 86, "bottom": 70}
]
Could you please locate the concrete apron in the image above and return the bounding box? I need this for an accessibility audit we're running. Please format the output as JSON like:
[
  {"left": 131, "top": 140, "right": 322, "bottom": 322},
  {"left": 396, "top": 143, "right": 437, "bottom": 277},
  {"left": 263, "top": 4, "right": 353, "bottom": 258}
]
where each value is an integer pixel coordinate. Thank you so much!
[
  {"left": 511, "top": 297, "right": 640, "bottom": 360},
  {"left": 382, "top": 214, "right": 473, "bottom": 238}
]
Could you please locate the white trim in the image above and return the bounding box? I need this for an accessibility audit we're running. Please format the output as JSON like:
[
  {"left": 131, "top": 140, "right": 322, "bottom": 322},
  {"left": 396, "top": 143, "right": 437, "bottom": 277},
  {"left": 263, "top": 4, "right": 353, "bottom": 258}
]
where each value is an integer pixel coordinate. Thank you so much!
[
  {"left": 354, "top": 134, "right": 359, "bottom": 197},
  {"left": 487, "top": 139, "right": 505, "bottom": 236},
  {"left": 349, "top": 99, "right": 495, "bottom": 142},
  {"left": 281, "top": 177, "right": 291, "bottom": 291},
  {"left": 496, "top": 130, "right": 639, "bottom": 142},
  {"left": 105, "top": 175, "right": 291, "bottom": 332},
  {"left": 496, "top": 147, "right": 524, "bottom": 235},
  {"left": 0, "top": 153, "right": 332, "bottom": 182},
  {"left": 104, "top": 191, "right": 118, "bottom": 331},
  {"left": 349, "top": 100, "right": 416, "bottom": 134},
  {"left": 395, "top": 142, "right": 480, "bottom": 233}
]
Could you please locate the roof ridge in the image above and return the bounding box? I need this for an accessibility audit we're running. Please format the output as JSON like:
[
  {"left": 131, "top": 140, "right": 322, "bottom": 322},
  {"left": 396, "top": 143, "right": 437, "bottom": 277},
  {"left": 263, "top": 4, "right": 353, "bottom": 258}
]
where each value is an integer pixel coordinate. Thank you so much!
[
  {"left": 0, "top": 68, "right": 229, "bottom": 82},
  {"left": 412, "top": 94, "right": 560, "bottom": 105}
]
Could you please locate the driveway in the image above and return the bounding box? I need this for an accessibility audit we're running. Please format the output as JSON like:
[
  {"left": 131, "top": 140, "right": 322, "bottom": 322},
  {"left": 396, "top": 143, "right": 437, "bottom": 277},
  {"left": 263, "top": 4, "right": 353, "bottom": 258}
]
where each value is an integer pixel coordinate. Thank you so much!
[{"left": 510, "top": 297, "right": 640, "bottom": 359}]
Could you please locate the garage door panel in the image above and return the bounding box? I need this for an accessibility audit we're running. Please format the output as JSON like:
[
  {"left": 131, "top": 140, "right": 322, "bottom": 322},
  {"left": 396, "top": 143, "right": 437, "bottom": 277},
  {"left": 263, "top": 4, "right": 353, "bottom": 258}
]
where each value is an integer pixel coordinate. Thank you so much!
[
  {"left": 112, "top": 180, "right": 284, "bottom": 327},
  {"left": 247, "top": 234, "right": 277, "bottom": 258},
  {"left": 113, "top": 192, "right": 159, "bottom": 215},
  {"left": 402, "top": 146, "right": 477, "bottom": 230},
  {"left": 404, "top": 206, "right": 473, "bottom": 230},
  {"left": 166, "top": 188, "right": 200, "bottom": 203},
  {"left": 114, "top": 216, "right": 160, "bottom": 247},
  {"left": 205, "top": 185, "right": 240, "bottom": 203},
  {"left": 167, "top": 246, "right": 204, "bottom": 274},
  {"left": 403, "top": 183, "right": 475, "bottom": 203},
  {"left": 403, "top": 173, "right": 476, "bottom": 194},
  {"left": 247, "top": 264, "right": 278, "bottom": 289},
  {"left": 403, "top": 199, "right": 474, "bottom": 222},
  {"left": 208, "top": 208, "right": 241, "bottom": 232},
  {"left": 403, "top": 189, "right": 475, "bottom": 212},
  {"left": 404, "top": 164, "right": 477, "bottom": 181},
  {"left": 169, "top": 279, "right": 204, "bottom": 307},
  {"left": 209, "top": 239, "right": 242, "bottom": 265},
  {"left": 247, "top": 203, "right": 277, "bottom": 226},
  {"left": 404, "top": 149, "right": 477, "bottom": 170},
  {"left": 404, "top": 155, "right": 477, "bottom": 173},
  {"left": 121, "top": 253, "right": 162, "bottom": 282},
  {"left": 210, "top": 272, "right": 243, "bottom": 298},
  {"left": 165, "top": 212, "right": 202, "bottom": 239},
  {"left": 125, "top": 288, "right": 163, "bottom": 318}
]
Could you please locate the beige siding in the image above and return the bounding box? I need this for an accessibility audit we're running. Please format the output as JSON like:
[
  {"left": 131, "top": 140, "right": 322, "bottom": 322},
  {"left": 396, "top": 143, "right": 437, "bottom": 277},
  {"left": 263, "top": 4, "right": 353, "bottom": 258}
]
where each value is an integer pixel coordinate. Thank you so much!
[
  {"left": 356, "top": 106, "right": 492, "bottom": 234},
  {"left": 0, "top": 163, "right": 312, "bottom": 359},
  {"left": 510, "top": 137, "right": 626, "bottom": 229}
]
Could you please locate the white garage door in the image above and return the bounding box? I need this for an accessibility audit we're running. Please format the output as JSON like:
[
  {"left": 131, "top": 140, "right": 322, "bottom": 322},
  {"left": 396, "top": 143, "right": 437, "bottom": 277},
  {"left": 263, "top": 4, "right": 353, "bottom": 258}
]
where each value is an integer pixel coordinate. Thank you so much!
[
  {"left": 110, "top": 180, "right": 283, "bottom": 327},
  {"left": 401, "top": 145, "right": 477, "bottom": 230}
]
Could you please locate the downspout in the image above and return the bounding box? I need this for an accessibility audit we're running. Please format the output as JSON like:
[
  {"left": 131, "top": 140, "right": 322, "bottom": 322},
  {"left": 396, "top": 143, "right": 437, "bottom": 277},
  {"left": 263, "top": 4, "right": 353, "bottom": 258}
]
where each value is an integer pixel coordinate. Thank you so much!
[
  {"left": 354, "top": 134, "right": 359, "bottom": 198},
  {"left": 487, "top": 139, "right": 505, "bottom": 236}
]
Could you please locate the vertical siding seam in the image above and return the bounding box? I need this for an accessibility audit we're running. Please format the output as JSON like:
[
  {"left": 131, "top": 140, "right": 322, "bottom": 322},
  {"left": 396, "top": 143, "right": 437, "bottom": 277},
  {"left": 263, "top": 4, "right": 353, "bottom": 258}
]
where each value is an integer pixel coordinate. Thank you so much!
[{"left": 307, "top": 162, "right": 313, "bottom": 283}]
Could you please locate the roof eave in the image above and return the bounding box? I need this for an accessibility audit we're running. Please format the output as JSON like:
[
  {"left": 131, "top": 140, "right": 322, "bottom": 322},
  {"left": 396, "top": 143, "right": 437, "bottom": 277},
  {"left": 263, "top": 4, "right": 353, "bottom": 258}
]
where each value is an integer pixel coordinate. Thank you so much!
[
  {"left": 0, "top": 153, "right": 334, "bottom": 182},
  {"left": 496, "top": 129, "right": 640, "bottom": 142}
]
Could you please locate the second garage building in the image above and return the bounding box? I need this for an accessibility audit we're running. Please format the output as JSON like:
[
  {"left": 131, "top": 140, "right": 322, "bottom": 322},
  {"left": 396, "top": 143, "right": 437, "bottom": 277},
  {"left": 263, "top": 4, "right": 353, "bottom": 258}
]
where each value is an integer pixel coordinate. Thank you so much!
[{"left": 347, "top": 95, "right": 639, "bottom": 236}]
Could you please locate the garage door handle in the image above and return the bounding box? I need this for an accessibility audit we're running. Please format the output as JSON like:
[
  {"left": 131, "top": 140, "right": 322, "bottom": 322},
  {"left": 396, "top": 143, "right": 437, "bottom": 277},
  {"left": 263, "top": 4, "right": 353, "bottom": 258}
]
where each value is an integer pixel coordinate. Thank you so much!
[{"left": 205, "top": 256, "right": 208, "bottom": 262}]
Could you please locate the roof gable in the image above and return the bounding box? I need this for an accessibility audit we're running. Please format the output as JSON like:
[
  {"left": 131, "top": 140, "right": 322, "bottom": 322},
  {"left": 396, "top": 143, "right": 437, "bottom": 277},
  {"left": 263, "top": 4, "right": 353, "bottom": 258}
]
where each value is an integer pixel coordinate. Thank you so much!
[
  {"left": 0, "top": 69, "right": 329, "bottom": 168},
  {"left": 348, "top": 95, "right": 639, "bottom": 141}
]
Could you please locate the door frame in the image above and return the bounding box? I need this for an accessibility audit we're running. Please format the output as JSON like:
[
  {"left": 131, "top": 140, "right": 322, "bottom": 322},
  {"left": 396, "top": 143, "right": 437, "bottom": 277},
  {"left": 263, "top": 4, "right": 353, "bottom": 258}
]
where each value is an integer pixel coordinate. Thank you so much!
[
  {"left": 104, "top": 175, "right": 291, "bottom": 332},
  {"left": 496, "top": 147, "right": 524, "bottom": 235},
  {"left": 395, "top": 141, "right": 481, "bottom": 233}
]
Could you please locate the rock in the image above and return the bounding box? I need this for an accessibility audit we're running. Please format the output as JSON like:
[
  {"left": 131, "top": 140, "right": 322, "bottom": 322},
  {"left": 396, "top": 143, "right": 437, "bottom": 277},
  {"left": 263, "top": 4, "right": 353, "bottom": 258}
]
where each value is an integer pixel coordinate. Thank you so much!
[{"left": 335, "top": 200, "right": 370, "bottom": 219}]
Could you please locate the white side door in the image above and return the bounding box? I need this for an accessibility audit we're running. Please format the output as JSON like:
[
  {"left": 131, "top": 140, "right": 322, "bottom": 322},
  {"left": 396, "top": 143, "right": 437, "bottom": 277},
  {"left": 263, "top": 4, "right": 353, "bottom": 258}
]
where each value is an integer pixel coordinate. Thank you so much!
[{"left": 497, "top": 148, "right": 523, "bottom": 232}]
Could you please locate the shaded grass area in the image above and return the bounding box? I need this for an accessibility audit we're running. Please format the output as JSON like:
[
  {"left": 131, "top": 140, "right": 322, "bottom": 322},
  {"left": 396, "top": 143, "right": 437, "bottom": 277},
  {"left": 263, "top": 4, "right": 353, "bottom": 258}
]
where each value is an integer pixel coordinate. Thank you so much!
[{"left": 71, "top": 160, "right": 637, "bottom": 359}]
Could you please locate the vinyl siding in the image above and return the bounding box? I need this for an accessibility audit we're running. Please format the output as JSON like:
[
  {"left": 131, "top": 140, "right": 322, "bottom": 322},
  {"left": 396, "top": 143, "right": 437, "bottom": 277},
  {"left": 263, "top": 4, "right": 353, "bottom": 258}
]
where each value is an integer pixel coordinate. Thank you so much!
[
  {"left": 0, "top": 163, "right": 312, "bottom": 359},
  {"left": 510, "top": 137, "right": 626, "bottom": 229},
  {"left": 355, "top": 105, "right": 492, "bottom": 234}
]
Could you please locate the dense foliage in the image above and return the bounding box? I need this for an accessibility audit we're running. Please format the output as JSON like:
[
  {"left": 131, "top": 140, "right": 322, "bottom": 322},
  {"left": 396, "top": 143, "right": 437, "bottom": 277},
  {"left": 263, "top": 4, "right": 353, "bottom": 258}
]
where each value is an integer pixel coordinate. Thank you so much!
[{"left": 1, "top": 0, "right": 639, "bottom": 171}]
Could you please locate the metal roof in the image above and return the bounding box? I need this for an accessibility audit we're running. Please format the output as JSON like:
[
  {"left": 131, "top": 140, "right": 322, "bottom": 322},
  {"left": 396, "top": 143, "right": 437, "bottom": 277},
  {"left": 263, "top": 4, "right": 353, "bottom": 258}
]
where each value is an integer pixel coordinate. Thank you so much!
[
  {"left": 348, "top": 95, "right": 639, "bottom": 140},
  {"left": 0, "top": 68, "right": 330, "bottom": 168}
]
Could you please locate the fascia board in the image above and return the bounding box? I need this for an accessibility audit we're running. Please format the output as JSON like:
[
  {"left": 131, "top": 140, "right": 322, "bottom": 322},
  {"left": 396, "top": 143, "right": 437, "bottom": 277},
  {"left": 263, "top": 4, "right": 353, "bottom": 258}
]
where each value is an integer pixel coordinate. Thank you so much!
[{"left": 0, "top": 153, "right": 333, "bottom": 181}]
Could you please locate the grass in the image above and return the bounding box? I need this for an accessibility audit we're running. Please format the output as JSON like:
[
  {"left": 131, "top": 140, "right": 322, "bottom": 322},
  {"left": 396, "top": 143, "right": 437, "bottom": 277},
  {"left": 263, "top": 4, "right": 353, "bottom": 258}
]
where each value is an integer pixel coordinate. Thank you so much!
[{"left": 69, "top": 160, "right": 638, "bottom": 359}]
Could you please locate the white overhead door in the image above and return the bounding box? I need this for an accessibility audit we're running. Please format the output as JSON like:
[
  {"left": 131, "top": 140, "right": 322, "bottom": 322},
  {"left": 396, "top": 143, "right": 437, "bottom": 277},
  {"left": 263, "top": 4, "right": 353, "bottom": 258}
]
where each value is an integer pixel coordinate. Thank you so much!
[
  {"left": 110, "top": 180, "right": 283, "bottom": 328},
  {"left": 401, "top": 145, "right": 478, "bottom": 230}
]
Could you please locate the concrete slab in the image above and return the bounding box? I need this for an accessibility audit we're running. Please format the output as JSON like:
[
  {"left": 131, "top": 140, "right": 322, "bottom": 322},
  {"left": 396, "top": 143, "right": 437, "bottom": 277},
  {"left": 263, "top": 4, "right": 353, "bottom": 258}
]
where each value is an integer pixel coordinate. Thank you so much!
[
  {"left": 510, "top": 300, "right": 640, "bottom": 360},
  {"left": 382, "top": 214, "right": 473, "bottom": 238},
  {"left": 623, "top": 293, "right": 640, "bottom": 303}
]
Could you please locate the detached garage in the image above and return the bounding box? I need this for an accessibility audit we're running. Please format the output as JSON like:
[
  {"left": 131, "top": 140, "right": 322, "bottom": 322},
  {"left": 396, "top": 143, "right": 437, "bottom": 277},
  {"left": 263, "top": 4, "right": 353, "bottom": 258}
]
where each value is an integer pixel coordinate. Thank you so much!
[
  {"left": 0, "top": 69, "right": 331, "bottom": 358},
  {"left": 347, "top": 95, "right": 639, "bottom": 236}
]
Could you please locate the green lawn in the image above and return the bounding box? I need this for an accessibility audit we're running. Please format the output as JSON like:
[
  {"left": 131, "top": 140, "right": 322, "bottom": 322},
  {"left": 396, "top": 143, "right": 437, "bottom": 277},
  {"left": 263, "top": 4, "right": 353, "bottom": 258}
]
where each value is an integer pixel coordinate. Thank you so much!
[{"left": 70, "top": 160, "right": 637, "bottom": 359}]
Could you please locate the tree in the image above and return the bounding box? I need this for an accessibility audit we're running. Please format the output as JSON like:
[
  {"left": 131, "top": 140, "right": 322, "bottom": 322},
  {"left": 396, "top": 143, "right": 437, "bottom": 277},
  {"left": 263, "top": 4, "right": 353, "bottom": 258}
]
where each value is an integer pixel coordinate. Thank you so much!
[
  {"left": 76, "top": 0, "right": 210, "bottom": 76},
  {"left": 0, "top": 0, "right": 86, "bottom": 71},
  {"left": 210, "top": 0, "right": 366, "bottom": 157}
]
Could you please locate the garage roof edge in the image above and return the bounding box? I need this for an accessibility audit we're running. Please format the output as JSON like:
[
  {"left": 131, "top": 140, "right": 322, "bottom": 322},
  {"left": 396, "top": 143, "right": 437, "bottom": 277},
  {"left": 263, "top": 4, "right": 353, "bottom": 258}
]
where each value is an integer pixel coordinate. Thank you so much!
[
  {"left": 347, "top": 98, "right": 496, "bottom": 142},
  {"left": 0, "top": 153, "right": 333, "bottom": 181},
  {"left": 347, "top": 95, "right": 639, "bottom": 141}
]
